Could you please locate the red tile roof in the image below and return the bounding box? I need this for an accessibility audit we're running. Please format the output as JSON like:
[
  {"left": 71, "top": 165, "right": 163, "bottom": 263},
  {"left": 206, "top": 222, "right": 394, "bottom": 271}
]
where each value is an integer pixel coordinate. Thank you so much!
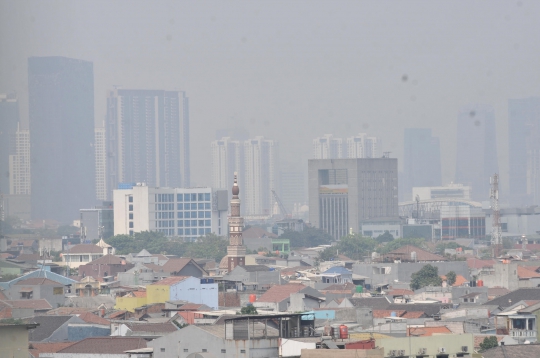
[
  {"left": 386, "top": 289, "right": 414, "bottom": 296},
  {"left": 132, "top": 291, "right": 147, "bottom": 298},
  {"left": 179, "top": 303, "right": 205, "bottom": 310},
  {"left": 57, "top": 337, "right": 146, "bottom": 354},
  {"left": 29, "top": 342, "right": 77, "bottom": 358},
  {"left": 518, "top": 266, "right": 540, "bottom": 279},
  {"left": 145, "top": 258, "right": 206, "bottom": 275},
  {"left": 107, "top": 310, "right": 127, "bottom": 319},
  {"left": 46, "top": 307, "right": 93, "bottom": 315},
  {"left": 66, "top": 244, "right": 103, "bottom": 254},
  {"left": 386, "top": 245, "right": 447, "bottom": 262},
  {"left": 373, "top": 310, "right": 406, "bottom": 318},
  {"left": 256, "top": 283, "right": 306, "bottom": 303},
  {"left": 83, "top": 254, "right": 124, "bottom": 265},
  {"left": 408, "top": 326, "right": 452, "bottom": 336},
  {"left": 3, "top": 299, "right": 52, "bottom": 310},
  {"left": 402, "top": 311, "right": 426, "bottom": 319},
  {"left": 15, "top": 278, "right": 62, "bottom": 286},
  {"left": 440, "top": 274, "right": 468, "bottom": 287},
  {"left": 77, "top": 312, "right": 110, "bottom": 325},
  {"left": 466, "top": 258, "right": 496, "bottom": 269},
  {"left": 151, "top": 276, "right": 189, "bottom": 286}
]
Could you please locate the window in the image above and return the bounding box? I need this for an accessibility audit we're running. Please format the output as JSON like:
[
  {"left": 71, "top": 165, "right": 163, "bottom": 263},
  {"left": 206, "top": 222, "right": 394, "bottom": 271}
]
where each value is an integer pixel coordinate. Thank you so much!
[
  {"left": 178, "top": 229, "right": 183, "bottom": 235},
  {"left": 191, "top": 220, "right": 197, "bottom": 226},
  {"left": 184, "top": 194, "right": 191, "bottom": 201},
  {"left": 177, "top": 212, "right": 183, "bottom": 218},
  {"left": 184, "top": 349, "right": 188, "bottom": 353},
  {"left": 53, "top": 287, "right": 63, "bottom": 295},
  {"left": 198, "top": 203, "right": 204, "bottom": 210},
  {"left": 184, "top": 212, "right": 190, "bottom": 218},
  {"left": 240, "top": 350, "right": 246, "bottom": 353},
  {"left": 129, "top": 205, "right": 133, "bottom": 211},
  {"left": 184, "top": 203, "right": 190, "bottom": 210},
  {"left": 199, "top": 220, "right": 205, "bottom": 226},
  {"left": 205, "top": 220, "right": 211, "bottom": 226},
  {"left": 191, "top": 228, "right": 197, "bottom": 235},
  {"left": 221, "top": 349, "right": 226, "bottom": 353},
  {"left": 198, "top": 211, "right": 204, "bottom": 218},
  {"left": 205, "top": 203, "right": 211, "bottom": 209},
  {"left": 191, "top": 203, "right": 197, "bottom": 210},
  {"left": 202, "top": 349, "right": 207, "bottom": 353},
  {"left": 129, "top": 213, "right": 133, "bottom": 220},
  {"left": 128, "top": 196, "right": 133, "bottom": 202},
  {"left": 160, "top": 348, "right": 165, "bottom": 352},
  {"left": 177, "top": 204, "right": 183, "bottom": 210},
  {"left": 205, "top": 228, "right": 211, "bottom": 234},
  {"left": 129, "top": 222, "right": 133, "bottom": 228},
  {"left": 205, "top": 211, "right": 211, "bottom": 218},
  {"left": 129, "top": 230, "right": 134, "bottom": 236},
  {"left": 178, "top": 220, "right": 183, "bottom": 227},
  {"left": 198, "top": 228, "right": 204, "bottom": 235},
  {"left": 191, "top": 193, "right": 197, "bottom": 201},
  {"left": 198, "top": 193, "right": 204, "bottom": 201},
  {"left": 205, "top": 193, "right": 211, "bottom": 201},
  {"left": 185, "top": 221, "right": 190, "bottom": 227},
  {"left": 177, "top": 194, "right": 183, "bottom": 202}
]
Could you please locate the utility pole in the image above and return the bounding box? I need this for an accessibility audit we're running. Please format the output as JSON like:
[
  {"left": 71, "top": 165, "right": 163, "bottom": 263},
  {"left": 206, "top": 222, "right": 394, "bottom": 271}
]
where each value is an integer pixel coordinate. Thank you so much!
[{"left": 490, "top": 173, "right": 502, "bottom": 258}]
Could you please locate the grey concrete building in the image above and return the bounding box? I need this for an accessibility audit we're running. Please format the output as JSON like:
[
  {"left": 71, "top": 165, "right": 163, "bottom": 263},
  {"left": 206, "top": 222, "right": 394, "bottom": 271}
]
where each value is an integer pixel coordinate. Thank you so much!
[
  {"left": 308, "top": 158, "right": 398, "bottom": 240},
  {"left": 5, "top": 277, "right": 66, "bottom": 308},
  {"left": 80, "top": 203, "right": 114, "bottom": 242}
]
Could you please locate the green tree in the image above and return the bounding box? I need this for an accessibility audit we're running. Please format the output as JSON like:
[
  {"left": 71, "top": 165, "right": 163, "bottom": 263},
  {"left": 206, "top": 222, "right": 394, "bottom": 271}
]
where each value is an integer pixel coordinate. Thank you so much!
[
  {"left": 319, "top": 234, "right": 377, "bottom": 262},
  {"left": 319, "top": 246, "right": 338, "bottom": 261},
  {"left": 479, "top": 336, "right": 498, "bottom": 351},
  {"left": 182, "top": 233, "right": 228, "bottom": 262},
  {"left": 446, "top": 271, "right": 457, "bottom": 286},
  {"left": 280, "top": 226, "right": 332, "bottom": 249},
  {"left": 239, "top": 305, "right": 258, "bottom": 315},
  {"left": 107, "top": 231, "right": 169, "bottom": 254},
  {"left": 375, "top": 231, "right": 394, "bottom": 243},
  {"left": 377, "top": 238, "right": 426, "bottom": 255},
  {"left": 410, "top": 264, "right": 443, "bottom": 290}
]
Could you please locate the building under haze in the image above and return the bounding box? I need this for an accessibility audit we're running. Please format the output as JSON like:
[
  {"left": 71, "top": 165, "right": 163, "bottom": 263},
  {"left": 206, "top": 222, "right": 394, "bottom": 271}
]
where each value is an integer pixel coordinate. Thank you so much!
[
  {"left": 28, "top": 56, "right": 95, "bottom": 223},
  {"left": 211, "top": 137, "right": 244, "bottom": 202},
  {"left": 313, "top": 133, "right": 379, "bottom": 160},
  {"left": 243, "top": 136, "right": 278, "bottom": 217},
  {"left": 455, "top": 105, "right": 498, "bottom": 202},
  {"left": 94, "top": 126, "right": 107, "bottom": 202},
  {"left": 106, "top": 89, "right": 190, "bottom": 198},
  {"left": 308, "top": 158, "right": 398, "bottom": 240},
  {"left": 113, "top": 184, "right": 228, "bottom": 241},
  {"left": 508, "top": 97, "right": 540, "bottom": 206},
  {"left": 402, "top": 128, "right": 441, "bottom": 201},
  {"left": 279, "top": 171, "right": 306, "bottom": 215},
  {"left": 9, "top": 123, "right": 31, "bottom": 196},
  {"left": 0, "top": 93, "right": 19, "bottom": 196}
]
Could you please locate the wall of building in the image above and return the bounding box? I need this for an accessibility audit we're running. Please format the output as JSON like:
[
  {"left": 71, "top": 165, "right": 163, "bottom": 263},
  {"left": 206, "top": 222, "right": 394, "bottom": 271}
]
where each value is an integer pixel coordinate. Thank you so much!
[
  {"left": 0, "top": 325, "right": 31, "bottom": 358},
  {"left": 170, "top": 277, "right": 218, "bottom": 309},
  {"left": 68, "top": 324, "right": 110, "bottom": 341},
  {"left": 377, "top": 334, "right": 473, "bottom": 358},
  {"left": 147, "top": 285, "right": 170, "bottom": 305},
  {"left": 301, "top": 348, "right": 384, "bottom": 358},
  {"left": 115, "top": 296, "right": 148, "bottom": 312},
  {"left": 279, "top": 339, "right": 316, "bottom": 357}
]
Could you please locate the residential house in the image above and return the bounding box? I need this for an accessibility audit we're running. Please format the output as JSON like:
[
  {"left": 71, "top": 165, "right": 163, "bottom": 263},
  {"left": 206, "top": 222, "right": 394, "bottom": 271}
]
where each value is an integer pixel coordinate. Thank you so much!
[
  {"left": 484, "top": 288, "right": 540, "bottom": 310},
  {"left": 220, "top": 265, "right": 281, "bottom": 291},
  {"left": 480, "top": 262, "right": 540, "bottom": 290},
  {"left": 28, "top": 342, "right": 77, "bottom": 358},
  {"left": 111, "top": 322, "right": 178, "bottom": 339},
  {"left": 117, "top": 263, "right": 155, "bottom": 286},
  {"left": 379, "top": 245, "right": 447, "bottom": 263},
  {"left": 144, "top": 258, "right": 207, "bottom": 278},
  {"left": 27, "top": 315, "right": 85, "bottom": 342},
  {"left": 62, "top": 244, "right": 105, "bottom": 268},
  {"left": 0, "top": 322, "right": 39, "bottom": 358},
  {"left": 480, "top": 343, "right": 540, "bottom": 357},
  {"left": 320, "top": 266, "right": 353, "bottom": 284},
  {"left": 253, "top": 283, "right": 323, "bottom": 312},
  {"left": 43, "top": 337, "right": 147, "bottom": 358},
  {"left": 5, "top": 278, "right": 65, "bottom": 308},
  {"left": 4, "top": 299, "right": 53, "bottom": 315},
  {"left": 78, "top": 255, "right": 134, "bottom": 280},
  {"left": 376, "top": 333, "right": 474, "bottom": 358},
  {"left": 147, "top": 276, "right": 218, "bottom": 308}
]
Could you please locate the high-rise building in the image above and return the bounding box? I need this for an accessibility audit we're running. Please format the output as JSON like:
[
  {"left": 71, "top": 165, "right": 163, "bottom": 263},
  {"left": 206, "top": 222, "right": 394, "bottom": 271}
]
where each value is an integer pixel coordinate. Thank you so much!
[
  {"left": 211, "top": 137, "right": 244, "bottom": 198},
  {"left": 113, "top": 184, "right": 228, "bottom": 241},
  {"left": 313, "top": 134, "right": 344, "bottom": 159},
  {"left": 455, "top": 105, "right": 498, "bottom": 201},
  {"left": 308, "top": 158, "right": 399, "bottom": 240},
  {"left": 345, "top": 133, "right": 379, "bottom": 159},
  {"left": 106, "top": 89, "right": 190, "bottom": 197},
  {"left": 243, "top": 136, "right": 278, "bottom": 216},
  {"left": 94, "top": 126, "right": 107, "bottom": 201},
  {"left": 9, "top": 123, "right": 31, "bottom": 195},
  {"left": 227, "top": 174, "right": 246, "bottom": 272},
  {"left": 0, "top": 93, "right": 19, "bottom": 196},
  {"left": 28, "top": 56, "right": 95, "bottom": 222},
  {"left": 280, "top": 171, "right": 306, "bottom": 214},
  {"left": 508, "top": 97, "right": 540, "bottom": 206},
  {"left": 402, "top": 128, "right": 441, "bottom": 201}
]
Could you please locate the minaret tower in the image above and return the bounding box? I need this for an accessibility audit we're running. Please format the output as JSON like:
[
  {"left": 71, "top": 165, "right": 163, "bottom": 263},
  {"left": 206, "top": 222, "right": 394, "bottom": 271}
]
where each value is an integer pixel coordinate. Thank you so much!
[{"left": 227, "top": 172, "right": 246, "bottom": 271}]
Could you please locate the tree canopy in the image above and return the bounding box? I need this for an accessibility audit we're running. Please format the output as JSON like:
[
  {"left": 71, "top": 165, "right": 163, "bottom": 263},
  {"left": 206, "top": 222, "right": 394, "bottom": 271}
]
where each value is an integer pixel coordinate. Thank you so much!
[
  {"left": 410, "top": 264, "right": 443, "bottom": 290},
  {"left": 446, "top": 271, "right": 457, "bottom": 286},
  {"left": 319, "top": 234, "right": 377, "bottom": 261},
  {"left": 377, "top": 238, "right": 426, "bottom": 255},
  {"left": 375, "top": 231, "right": 394, "bottom": 243},
  {"left": 239, "top": 305, "right": 258, "bottom": 315},
  {"left": 479, "top": 336, "right": 498, "bottom": 352},
  {"left": 280, "top": 227, "right": 332, "bottom": 249}
]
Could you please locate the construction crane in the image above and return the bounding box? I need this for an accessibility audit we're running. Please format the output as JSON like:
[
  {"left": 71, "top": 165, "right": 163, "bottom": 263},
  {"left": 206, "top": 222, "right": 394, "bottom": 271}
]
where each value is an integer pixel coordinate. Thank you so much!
[
  {"left": 490, "top": 173, "right": 502, "bottom": 258},
  {"left": 271, "top": 190, "right": 290, "bottom": 219}
]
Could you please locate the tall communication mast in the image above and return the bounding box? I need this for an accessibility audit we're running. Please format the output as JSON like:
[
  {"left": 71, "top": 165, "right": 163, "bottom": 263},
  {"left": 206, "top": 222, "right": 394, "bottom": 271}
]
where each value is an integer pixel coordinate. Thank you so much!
[{"left": 490, "top": 173, "right": 502, "bottom": 258}]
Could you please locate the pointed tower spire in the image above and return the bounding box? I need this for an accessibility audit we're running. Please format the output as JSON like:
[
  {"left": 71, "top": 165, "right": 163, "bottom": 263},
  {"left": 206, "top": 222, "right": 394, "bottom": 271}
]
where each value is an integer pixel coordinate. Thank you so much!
[{"left": 227, "top": 172, "right": 246, "bottom": 271}]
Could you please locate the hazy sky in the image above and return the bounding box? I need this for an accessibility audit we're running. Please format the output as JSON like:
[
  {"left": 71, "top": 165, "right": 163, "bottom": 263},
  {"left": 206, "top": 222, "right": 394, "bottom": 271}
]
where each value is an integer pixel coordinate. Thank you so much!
[{"left": 2, "top": 0, "right": 539, "bottom": 195}]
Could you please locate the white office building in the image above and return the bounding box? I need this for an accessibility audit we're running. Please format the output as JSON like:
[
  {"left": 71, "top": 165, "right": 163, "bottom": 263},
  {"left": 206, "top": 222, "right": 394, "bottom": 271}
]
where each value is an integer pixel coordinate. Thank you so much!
[
  {"left": 94, "top": 126, "right": 107, "bottom": 201},
  {"left": 313, "top": 133, "right": 378, "bottom": 160},
  {"left": 113, "top": 184, "right": 228, "bottom": 241},
  {"left": 9, "top": 123, "right": 31, "bottom": 195},
  {"left": 346, "top": 133, "right": 379, "bottom": 159},
  {"left": 244, "top": 136, "right": 278, "bottom": 216},
  {"left": 211, "top": 137, "right": 244, "bottom": 194},
  {"left": 313, "top": 134, "right": 344, "bottom": 159}
]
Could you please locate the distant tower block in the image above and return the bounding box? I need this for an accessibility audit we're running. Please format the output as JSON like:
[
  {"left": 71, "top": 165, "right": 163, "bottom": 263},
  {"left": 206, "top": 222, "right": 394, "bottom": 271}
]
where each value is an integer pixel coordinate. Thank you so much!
[
  {"left": 227, "top": 172, "right": 246, "bottom": 271},
  {"left": 490, "top": 173, "right": 502, "bottom": 258}
]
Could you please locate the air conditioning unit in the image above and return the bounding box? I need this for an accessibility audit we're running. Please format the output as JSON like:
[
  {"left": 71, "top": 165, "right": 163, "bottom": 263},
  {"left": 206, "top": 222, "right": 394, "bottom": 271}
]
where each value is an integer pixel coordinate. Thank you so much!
[
  {"left": 389, "top": 350, "right": 397, "bottom": 357},
  {"left": 462, "top": 346, "right": 469, "bottom": 352},
  {"left": 438, "top": 347, "right": 446, "bottom": 353},
  {"left": 398, "top": 350, "right": 405, "bottom": 356},
  {"left": 418, "top": 348, "right": 427, "bottom": 355}
]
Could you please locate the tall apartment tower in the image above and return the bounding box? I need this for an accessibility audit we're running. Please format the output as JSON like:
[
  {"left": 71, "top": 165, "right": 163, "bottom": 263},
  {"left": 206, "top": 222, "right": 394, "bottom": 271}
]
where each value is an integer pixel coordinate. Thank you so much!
[
  {"left": 508, "top": 97, "right": 540, "bottom": 206},
  {"left": 309, "top": 158, "right": 398, "bottom": 240},
  {"left": 106, "top": 89, "right": 190, "bottom": 196},
  {"left": 94, "top": 126, "right": 107, "bottom": 201},
  {"left": 211, "top": 137, "right": 244, "bottom": 197},
  {"left": 402, "top": 128, "right": 441, "bottom": 201},
  {"left": 9, "top": 123, "right": 31, "bottom": 195},
  {"left": 313, "top": 134, "right": 344, "bottom": 159},
  {"left": 227, "top": 174, "right": 246, "bottom": 272},
  {"left": 28, "top": 57, "right": 95, "bottom": 222},
  {"left": 455, "top": 105, "right": 498, "bottom": 201},
  {"left": 346, "top": 133, "right": 379, "bottom": 158},
  {"left": 243, "top": 136, "right": 278, "bottom": 216},
  {"left": 0, "top": 93, "right": 20, "bottom": 196}
]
